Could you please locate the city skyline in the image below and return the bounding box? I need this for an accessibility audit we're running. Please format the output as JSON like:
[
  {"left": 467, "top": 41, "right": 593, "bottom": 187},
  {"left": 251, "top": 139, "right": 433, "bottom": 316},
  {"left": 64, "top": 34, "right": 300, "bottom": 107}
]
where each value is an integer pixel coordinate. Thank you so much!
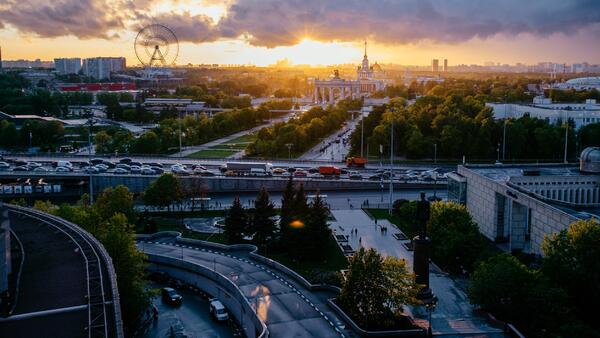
[{"left": 1, "top": 0, "right": 600, "bottom": 66}]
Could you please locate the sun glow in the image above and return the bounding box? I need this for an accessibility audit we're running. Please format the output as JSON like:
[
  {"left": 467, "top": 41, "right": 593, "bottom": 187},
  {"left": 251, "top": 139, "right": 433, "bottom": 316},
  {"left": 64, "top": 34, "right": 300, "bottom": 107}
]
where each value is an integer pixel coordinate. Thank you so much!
[{"left": 275, "top": 38, "right": 360, "bottom": 66}]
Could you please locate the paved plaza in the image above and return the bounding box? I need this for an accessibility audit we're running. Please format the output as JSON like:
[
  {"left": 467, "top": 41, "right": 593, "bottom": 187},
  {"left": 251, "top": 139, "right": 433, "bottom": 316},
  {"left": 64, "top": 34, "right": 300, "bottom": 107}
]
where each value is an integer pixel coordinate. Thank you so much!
[{"left": 329, "top": 209, "right": 505, "bottom": 337}]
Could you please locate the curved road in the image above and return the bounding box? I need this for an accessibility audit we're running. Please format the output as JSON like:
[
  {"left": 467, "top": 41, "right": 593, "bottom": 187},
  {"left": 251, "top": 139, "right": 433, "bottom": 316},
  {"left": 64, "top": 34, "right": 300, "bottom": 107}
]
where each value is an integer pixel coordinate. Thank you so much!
[{"left": 137, "top": 240, "right": 349, "bottom": 338}]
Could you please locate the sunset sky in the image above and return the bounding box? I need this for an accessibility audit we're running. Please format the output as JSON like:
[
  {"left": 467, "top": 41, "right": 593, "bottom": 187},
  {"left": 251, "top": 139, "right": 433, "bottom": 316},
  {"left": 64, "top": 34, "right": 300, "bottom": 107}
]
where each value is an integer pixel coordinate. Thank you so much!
[{"left": 1, "top": 0, "right": 600, "bottom": 66}]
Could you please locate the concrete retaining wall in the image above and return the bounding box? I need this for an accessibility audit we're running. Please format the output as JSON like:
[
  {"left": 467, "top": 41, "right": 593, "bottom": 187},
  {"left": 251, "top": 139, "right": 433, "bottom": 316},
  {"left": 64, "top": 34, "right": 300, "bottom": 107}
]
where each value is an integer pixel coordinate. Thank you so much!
[{"left": 144, "top": 253, "right": 268, "bottom": 338}]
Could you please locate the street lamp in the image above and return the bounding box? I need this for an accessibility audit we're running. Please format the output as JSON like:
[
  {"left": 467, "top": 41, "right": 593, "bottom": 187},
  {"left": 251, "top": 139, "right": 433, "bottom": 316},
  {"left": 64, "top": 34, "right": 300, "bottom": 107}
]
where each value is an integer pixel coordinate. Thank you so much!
[
  {"left": 425, "top": 296, "right": 439, "bottom": 337},
  {"left": 285, "top": 143, "right": 293, "bottom": 161},
  {"left": 87, "top": 115, "right": 95, "bottom": 204},
  {"left": 433, "top": 143, "right": 437, "bottom": 164},
  {"left": 388, "top": 109, "right": 394, "bottom": 215},
  {"left": 563, "top": 120, "right": 569, "bottom": 164}
]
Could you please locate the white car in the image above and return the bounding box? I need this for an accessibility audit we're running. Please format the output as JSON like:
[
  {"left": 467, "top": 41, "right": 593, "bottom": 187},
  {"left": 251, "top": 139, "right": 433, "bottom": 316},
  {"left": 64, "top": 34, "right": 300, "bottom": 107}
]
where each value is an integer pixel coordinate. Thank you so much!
[
  {"left": 209, "top": 299, "right": 229, "bottom": 321},
  {"left": 55, "top": 166, "right": 71, "bottom": 172}
]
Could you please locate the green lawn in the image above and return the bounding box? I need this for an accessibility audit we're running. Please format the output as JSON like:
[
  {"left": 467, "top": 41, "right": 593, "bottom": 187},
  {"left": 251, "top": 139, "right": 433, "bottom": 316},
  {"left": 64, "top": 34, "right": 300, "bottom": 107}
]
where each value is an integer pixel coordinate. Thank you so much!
[
  {"left": 137, "top": 216, "right": 229, "bottom": 244},
  {"left": 265, "top": 236, "right": 348, "bottom": 284},
  {"left": 363, "top": 208, "right": 417, "bottom": 238},
  {"left": 187, "top": 148, "right": 238, "bottom": 158},
  {"left": 223, "top": 133, "right": 257, "bottom": 145}
]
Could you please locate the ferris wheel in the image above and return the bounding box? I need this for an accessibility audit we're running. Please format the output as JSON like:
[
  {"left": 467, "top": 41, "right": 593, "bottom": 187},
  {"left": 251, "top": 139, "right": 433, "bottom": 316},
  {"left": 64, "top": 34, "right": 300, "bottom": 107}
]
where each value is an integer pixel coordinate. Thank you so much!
[{"left": 134, "top": 24, "right": 179, "bottom": 67}]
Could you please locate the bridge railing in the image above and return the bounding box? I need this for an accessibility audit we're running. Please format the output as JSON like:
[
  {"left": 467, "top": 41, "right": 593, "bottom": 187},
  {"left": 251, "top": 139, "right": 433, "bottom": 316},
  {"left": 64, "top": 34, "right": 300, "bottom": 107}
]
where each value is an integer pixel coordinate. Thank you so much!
[{"left": 2, "top": 203, "right": 124, "bottom": 338}]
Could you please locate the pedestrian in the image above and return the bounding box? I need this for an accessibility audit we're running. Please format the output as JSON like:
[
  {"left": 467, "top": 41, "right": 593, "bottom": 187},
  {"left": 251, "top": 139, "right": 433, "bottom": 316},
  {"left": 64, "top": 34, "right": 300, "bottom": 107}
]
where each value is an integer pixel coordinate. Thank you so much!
[{"left": 359, "top": 237, "right": 362, "bottom": 245}]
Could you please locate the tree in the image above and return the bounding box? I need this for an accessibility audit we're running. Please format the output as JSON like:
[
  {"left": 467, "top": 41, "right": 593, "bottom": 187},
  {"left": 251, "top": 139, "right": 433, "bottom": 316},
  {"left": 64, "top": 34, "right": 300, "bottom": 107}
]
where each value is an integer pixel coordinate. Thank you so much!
[
  {"left": 250, "top": 187, "right": 277, "bottom": 246},
  {"left": 143, "top": 174, "right": 183, "bottom": 211},
  {"left": 279, "top": 177, "right": 295, "bottom": 245},
  {"left": 101, "top": 213, "right": 150, "bottom": 329},
  {"left": 428, "top": 201, "right": 490, "bottom": 274},
  {"left": 305, "top": 192, "right": 331, "bottom": 259},
  {"left": 94, "top": 130, "right": 111, "bottom": 153},
  {"left": 338, "top": 248, "right": 419, "bottom": 329},
  {"left": 94, "top": 185, "right": 135, "bottom": 222},
  {"left": 469, "top": 254, "right": 576, "bottom": 337},
  {"left": 542, "top": 219, "right": 600, "bottom": 327},
  {"left": 224, "top": 197, "right": 247, "bottom": 243}
]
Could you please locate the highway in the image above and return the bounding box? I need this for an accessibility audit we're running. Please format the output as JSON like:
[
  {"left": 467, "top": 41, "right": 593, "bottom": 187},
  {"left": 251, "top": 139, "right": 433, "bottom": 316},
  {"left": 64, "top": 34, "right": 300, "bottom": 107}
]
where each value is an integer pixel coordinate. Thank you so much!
[{"left": 138, "top": 240, "right": 349, "bottom": 338}]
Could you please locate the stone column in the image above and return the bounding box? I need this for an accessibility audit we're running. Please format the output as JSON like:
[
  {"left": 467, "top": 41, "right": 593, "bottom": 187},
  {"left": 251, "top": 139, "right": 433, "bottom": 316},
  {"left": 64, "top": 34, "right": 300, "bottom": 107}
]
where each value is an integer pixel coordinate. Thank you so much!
[
  {"left": 320, "top": 87, "right": 325, "bottom": 104},
  {"left": 313, "top": 86, "right": 318, "bottom": 103},
  {"left": 329, "top": 87, "right": 334, "bottom": 104}
]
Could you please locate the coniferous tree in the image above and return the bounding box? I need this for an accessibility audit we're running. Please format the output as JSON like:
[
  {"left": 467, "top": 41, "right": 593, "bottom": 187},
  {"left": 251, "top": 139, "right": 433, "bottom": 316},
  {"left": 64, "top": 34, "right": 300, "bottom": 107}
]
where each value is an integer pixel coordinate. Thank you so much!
[
  {"left": 280, "top": 177, "right": 295, "bottom": 245},
  {"left": 224, "top": 197, "right": 247, "bottom": 243},
  {"left": 251, "top": 187, "right": 277, "bottom": 246},
  {"left": 288, "top": 184, "right": 310, "bottom": 258},
  {"left": 306, "top": 192, "right": 331, "bottom": 259}
]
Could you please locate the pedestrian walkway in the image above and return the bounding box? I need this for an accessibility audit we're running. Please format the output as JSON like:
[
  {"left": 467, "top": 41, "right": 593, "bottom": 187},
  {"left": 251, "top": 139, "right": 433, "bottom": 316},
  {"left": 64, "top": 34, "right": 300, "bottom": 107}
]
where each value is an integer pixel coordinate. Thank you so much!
[
  {"left": 329, "top": 209, "right": 505, "bottom": 337},
  {"left": 170, "top": 114, "right": 292, "bottom": 157}
]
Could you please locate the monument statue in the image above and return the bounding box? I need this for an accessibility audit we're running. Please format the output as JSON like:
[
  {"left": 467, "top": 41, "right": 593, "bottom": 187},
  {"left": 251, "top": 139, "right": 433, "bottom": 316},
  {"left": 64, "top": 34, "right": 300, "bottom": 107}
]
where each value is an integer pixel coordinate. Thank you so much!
[
  {"left": 413, "top": 191, "right": 434, "bottom": 300},
  {"left": 416, "top": 192, "right": 431, "bottom": 239}
]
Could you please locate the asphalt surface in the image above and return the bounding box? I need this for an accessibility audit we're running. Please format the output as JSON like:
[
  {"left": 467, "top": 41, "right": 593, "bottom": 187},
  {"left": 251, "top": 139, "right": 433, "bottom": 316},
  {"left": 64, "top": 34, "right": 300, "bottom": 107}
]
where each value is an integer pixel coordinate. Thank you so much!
[
  {"left": 141, "top": 282, "right": 236, "bottom": 338},
  {"left": 138, "top": 241, "right": 348, "bottom": 338},
  {"left": 0, "top": 212, "right": 89, "bottom": 338}
]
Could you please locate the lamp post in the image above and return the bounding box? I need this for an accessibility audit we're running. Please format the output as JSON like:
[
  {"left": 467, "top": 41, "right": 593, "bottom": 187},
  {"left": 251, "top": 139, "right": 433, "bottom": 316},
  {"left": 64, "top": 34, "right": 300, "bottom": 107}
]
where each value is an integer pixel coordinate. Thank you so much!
[
  {"left": 178, "top": 106, "right": 182, "bottom": 154},
  {"left": 360, "top": 112, "right": 364, "bottom": 157},
  {"left": 425, "top": 296, "right": 439, "bottom": 337},
  {"left": 388, "top": 109, "right": 394, "bottom": 215},
  {"left": 563, "top": 120, "right": 569, "bottom": 164},
  {"left": 285, "top": 143, "right": 293, "bottom": 162},
  {"left": 87, "top": 115, "right": 95, "bottom": 204},
  {"left": 433, "top": 143, "right": 437, "bottom": 164}
]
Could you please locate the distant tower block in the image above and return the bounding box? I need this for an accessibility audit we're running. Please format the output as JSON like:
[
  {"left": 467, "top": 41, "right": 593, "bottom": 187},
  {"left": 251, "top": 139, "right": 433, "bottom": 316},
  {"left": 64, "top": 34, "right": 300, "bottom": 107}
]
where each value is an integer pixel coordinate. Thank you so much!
[
  {"left": 0, "top": 46, "right": 3, "bottom": 73},
  {"left": 443, "top": 59, "right": 448, "bottom": 72},
  {"left": 431, "top": 59, "right": 439, "bottom": 72}
]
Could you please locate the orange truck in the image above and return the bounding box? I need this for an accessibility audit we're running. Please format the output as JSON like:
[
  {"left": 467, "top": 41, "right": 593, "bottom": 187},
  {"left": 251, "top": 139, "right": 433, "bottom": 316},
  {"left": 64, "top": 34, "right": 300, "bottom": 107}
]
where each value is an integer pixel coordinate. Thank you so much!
[
  {"left": 346, "top": 157, "right": 367, "bottom": 168},
  {"left": 319, "top": 165, "right": 341, "bottom": 175}
]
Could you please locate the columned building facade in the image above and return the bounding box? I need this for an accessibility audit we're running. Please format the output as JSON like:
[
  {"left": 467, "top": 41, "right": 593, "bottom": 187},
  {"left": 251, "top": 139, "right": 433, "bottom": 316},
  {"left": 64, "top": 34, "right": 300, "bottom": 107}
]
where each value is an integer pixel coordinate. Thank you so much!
[{"left": 313, "top": 42, "right": 388, "bottom": 104}]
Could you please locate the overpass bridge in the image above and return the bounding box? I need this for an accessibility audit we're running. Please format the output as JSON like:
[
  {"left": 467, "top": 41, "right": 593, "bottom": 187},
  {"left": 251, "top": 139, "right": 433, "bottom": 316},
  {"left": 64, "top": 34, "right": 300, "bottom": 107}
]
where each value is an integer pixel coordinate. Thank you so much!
[
  {"left": 0, "top": 204, "right": 123, "bottom": 338},
  {"left": 137, "top": 233, "right": 358, "bottom": 338}
]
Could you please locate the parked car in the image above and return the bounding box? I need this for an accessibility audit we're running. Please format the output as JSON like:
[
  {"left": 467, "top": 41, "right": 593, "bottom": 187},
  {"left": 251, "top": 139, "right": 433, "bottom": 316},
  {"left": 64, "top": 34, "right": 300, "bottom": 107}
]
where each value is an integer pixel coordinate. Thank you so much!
[
  {"left": 33, "top": 167, "right": 48, "bottom": 172},
  {"left": 151, "top": 167, "right": 164, "bottom": 174},
  {"left": 26, "top": 162, "right": 42, "bottom": 168},
  {"left": 141, "top": 167, "right": 155, "bottom": 175},
  {"left": 161, "top": 287, "right": 182, "bottom": 306},
  {"left": 0, "top": 162, "right": 10, "bottom": 170},
  {"left": 272, "top": 167, "right": 286, "bottom": 174},
  {"left": 93, "top": 165, "right": 107, "bottom": 173},
  {"left": 12, "top": 166, "right": 29, "bottom": 172},
  {"left": 119, "top": 158, "right": 132, "bottom": 164},
  {"left": 113, "top": 168, "right": 129, "bottom": 174},
  {"left": 115, "top": 163, "right": 131, "bottom": 170},
  {"left": 293, "top": 170, "right": 307, "bottom": 177},
  {"left": 55, "top": 166, "right": 72, "bottom": 172},
  {"left": 209, "top": 298, "right": 229, "bottom": 321},
  {"left": 130, "top": 165, "right": 142, "bottom": 174},
  {"left": 84, "top": 167, "right": 99, "bottom": 174}
]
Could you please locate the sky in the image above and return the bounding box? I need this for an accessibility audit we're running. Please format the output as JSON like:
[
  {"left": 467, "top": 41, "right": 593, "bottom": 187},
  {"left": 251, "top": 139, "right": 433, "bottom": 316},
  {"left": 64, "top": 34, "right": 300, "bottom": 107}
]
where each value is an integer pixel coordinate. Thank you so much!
[{"left": 1, "top": 0, "right": 600, "bottom": 66}]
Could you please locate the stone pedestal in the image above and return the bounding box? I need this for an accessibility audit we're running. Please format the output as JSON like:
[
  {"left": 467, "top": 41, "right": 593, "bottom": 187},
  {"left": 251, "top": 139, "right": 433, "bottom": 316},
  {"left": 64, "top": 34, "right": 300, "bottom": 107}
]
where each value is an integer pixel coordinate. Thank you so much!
[{"left": 413, "top": 236, "right": 433, "bottom": 300}]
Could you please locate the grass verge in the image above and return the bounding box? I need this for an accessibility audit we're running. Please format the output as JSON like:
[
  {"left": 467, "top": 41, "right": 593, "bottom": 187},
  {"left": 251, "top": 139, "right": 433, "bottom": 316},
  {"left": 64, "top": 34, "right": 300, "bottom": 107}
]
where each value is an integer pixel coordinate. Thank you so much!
[
  {"left": 265, "top": 236, "right": 348, "bottom": 284},
  {"left": 187, "top": 149, "right": 238, "bottom": 158}
]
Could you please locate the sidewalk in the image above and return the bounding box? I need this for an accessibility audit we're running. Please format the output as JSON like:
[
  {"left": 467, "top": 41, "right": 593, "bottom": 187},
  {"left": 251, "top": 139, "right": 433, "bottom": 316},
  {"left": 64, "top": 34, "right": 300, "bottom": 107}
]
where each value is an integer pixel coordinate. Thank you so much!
[
  {"left": 170, "top": 114, "right": 292, "bottom": 158},
  {"left": 329, "top": 209, "right": 505, "bottom": 337}
]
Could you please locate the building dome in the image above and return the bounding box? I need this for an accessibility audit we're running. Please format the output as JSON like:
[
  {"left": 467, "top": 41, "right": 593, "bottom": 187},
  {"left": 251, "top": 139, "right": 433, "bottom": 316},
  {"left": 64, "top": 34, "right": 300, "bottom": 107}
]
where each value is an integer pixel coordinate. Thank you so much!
[
  {"left": 371, "top": 62, "right": 382, "bottom": 72},
  {"left": 580, "top": 147, "right": 600, "bottom": 173},
  {"left": 566, "top": 77, "right": 600, "bottom": 86}
]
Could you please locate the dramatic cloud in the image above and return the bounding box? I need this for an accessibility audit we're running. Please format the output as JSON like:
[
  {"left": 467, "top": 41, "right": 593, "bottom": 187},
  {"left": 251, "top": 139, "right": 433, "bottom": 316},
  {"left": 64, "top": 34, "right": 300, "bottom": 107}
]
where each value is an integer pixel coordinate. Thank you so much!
[
  {"left": 0, "top": 0, "right": 137, "bottom": 39},
  {"left": 2, "top": 0, "right": 600, "bottom": 46},
  {"left": 216, "top": 0, "right": 600, "bottom": 47}
]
